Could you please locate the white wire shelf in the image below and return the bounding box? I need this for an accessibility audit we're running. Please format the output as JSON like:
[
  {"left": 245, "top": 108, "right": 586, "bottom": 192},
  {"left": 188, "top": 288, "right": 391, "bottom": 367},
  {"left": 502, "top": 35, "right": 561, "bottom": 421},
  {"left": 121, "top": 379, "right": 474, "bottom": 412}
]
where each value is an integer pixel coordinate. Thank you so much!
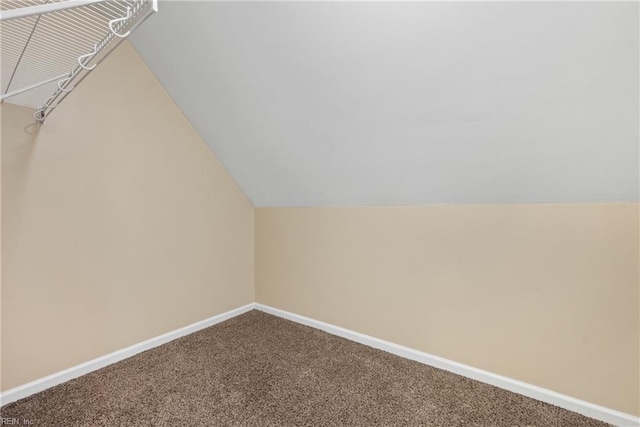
[{"left": 0, "top": 0, "right": 157, "bottom": 122}]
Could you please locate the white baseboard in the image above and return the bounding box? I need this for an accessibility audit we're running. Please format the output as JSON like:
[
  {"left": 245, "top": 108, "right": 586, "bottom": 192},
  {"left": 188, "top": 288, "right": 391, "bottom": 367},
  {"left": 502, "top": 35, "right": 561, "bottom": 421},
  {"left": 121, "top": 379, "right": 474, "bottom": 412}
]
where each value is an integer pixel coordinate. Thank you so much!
[
  {"left": 255, "top": 303, "right": 640, "bottom": 427},
  {"left": 3, "top": 302, "right": 638, "bottom": 426},
  {"left": 0, "top": 303, "right": 256, "bottom": 407}
]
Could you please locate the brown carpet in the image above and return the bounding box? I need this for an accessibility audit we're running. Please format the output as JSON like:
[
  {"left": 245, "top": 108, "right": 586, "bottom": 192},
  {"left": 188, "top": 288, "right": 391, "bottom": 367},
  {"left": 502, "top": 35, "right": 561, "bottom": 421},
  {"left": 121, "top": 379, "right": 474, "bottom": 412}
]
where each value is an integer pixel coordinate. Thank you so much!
[{"left": 1, "top": 310, "right": 609, "bottom": 426}]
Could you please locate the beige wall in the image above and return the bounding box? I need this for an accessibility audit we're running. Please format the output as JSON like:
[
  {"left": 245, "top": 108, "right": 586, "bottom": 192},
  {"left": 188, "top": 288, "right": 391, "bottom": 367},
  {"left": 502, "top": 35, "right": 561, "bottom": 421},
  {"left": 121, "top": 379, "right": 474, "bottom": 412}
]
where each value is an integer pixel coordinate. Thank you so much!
[
  {"left": 255, "top": 204, "right": 640, "bottom": 415},
  {"left": 1, "top": 42, "right": 254, "bottom": 391}
]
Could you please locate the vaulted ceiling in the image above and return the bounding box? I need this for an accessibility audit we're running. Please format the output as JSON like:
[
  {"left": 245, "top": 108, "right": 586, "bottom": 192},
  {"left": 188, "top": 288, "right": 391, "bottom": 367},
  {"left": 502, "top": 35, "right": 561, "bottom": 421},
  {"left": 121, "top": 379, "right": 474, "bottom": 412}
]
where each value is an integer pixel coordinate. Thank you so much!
[{"left": 130, "top": 1, "right": 639, "bottom": 207}]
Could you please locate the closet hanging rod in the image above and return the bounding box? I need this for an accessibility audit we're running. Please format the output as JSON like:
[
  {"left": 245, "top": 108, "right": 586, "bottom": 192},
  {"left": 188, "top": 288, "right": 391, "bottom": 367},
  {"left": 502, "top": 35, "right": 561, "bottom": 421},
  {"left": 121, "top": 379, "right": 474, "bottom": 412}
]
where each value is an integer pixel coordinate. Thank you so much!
[
  {"left": 1, "top": 0, "right": 157, "bottom": 122},
  {"left": 0, "top": 0, "right": 112, "bottom": 22},
  {"left": 32, "top": 0, "right": 158, "bottom": 122}
]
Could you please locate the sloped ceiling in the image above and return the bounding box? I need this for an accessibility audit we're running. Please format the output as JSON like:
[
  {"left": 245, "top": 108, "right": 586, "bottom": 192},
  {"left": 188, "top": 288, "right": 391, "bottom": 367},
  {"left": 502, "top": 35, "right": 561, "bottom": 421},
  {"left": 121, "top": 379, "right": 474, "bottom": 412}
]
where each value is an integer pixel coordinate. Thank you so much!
[{"left": 130, "top": 1, "right": 638, "bottom": 207}]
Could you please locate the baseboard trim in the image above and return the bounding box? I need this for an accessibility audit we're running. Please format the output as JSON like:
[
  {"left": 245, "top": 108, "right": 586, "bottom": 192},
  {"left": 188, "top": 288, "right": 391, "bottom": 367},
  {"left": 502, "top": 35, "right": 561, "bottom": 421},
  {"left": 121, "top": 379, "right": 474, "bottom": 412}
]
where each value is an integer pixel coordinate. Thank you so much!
[
  {"left": 3, "top": 302, "right": 638, "bottom": 426},
  {"left": 255, "top": 303, "right": 639, "bottom": 427},
  {"left": 0, "top": 303, "right": 256, "bottom": 407}
]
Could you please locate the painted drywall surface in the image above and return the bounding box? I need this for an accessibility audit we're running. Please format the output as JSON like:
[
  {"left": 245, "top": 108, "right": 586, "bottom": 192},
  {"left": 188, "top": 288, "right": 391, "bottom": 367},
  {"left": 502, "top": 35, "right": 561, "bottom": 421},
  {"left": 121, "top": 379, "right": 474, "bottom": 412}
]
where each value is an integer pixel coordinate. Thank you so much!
[
  {"left": 131, "top": 2, "right": 639, "bottom": 206},
  {"left": 255, "top": 205, "right": 640, "bottom": 415},
  {"left": 1, "top": 41, "right": 254, "bottom": 391}
]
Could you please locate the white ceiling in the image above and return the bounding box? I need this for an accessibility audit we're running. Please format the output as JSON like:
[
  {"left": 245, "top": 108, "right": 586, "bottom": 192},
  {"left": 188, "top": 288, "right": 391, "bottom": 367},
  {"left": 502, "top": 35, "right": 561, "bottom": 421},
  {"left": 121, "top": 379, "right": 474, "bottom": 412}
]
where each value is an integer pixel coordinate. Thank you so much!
[{"left": 131, "top": 1, "right": 639, "bottom": 207}]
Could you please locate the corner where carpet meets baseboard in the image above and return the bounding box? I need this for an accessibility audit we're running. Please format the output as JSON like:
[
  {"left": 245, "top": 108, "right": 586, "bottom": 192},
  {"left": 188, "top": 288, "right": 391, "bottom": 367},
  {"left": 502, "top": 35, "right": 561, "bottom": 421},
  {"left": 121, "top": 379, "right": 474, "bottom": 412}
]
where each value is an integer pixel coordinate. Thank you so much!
[
  {"left": 253, "top": 304, "right": 639, "bottom": 427},
  {"left": 2, "top": 302, "right": 638, "bottom": 427},
  {"left": 0, "top": 303, "right": 256, "bottom": 407}
]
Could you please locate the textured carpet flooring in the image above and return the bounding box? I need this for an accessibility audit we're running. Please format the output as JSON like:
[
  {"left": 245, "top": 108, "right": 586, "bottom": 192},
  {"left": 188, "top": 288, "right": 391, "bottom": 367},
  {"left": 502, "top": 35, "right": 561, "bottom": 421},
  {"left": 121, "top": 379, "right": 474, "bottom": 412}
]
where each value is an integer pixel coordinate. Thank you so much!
[{"left": 1, "top": 310, "right": 608, "bottom": 426}]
